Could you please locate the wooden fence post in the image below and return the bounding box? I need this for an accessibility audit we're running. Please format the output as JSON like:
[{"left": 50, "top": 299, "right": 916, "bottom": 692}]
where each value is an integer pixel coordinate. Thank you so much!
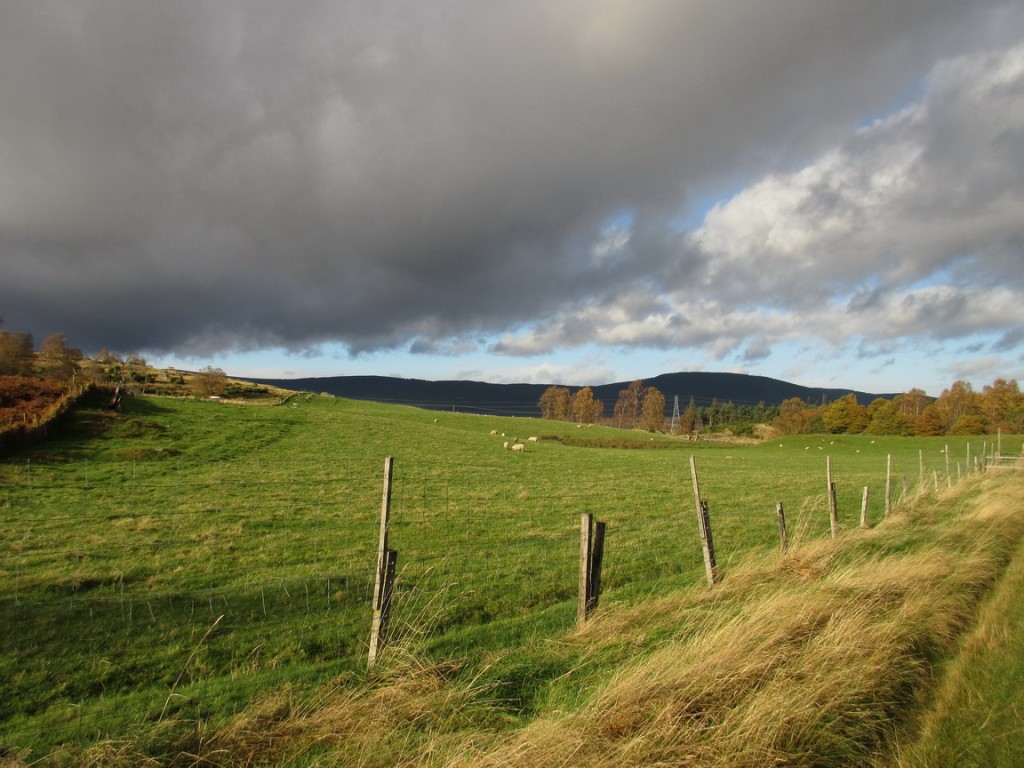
[
  {"left": 590, "top": 521, "right": 606, "bottom": 615},
  {"left": 690, "top": 456, "right": 717, "bottom": 586},
  {"left": 578, "top": 514, "right": 606, "bottom": 625},
  {"left": 776, "top": 502, "right": 788, "bottom": 555},
  {"left": 885, "top": 454, "right": 892, "bottom": 517},
  {"left": 827, "top": 456, "right": 839, "bottom": 538},
  {"left": 578, "top": 514, "right": 592, "bottom": 626},
  {"left": 860, "top": 486, "right": 869, "bottom": 529},
  {"left": 369, "top": 457, "right": 396, "bottom": 668}
]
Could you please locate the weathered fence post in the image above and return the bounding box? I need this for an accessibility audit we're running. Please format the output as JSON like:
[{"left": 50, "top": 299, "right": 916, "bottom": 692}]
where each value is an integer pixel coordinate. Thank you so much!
[
  {"left": 369, "top": 456, "right": 396, "bottom": 668},
  {"left": 827, "top": 456, "right": 839, "bottom": 538},
  {"left": 578, "top": 514, "right": 591, "bottom": 626},
  {"left": 945, "top": 444, "right": 951, "bottom": 488},
  {"left": 885, "top": 454, "right": 892, "bottom": 517},
  {"left": 690, "top": 456, "right": 717, "bottom": 586},
  {"left": 776, "top": 502, "right": 788, "bottom": 555},
  {"left": 860, "top": 486, "right": 870, "bottom": 529},
  {"left": 578, "top": 514, "right": 606, "bottom": 626}
]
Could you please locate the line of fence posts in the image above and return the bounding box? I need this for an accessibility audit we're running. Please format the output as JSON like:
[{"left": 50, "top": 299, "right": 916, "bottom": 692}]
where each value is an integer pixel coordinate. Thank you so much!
[{"left": 366, "top": 441, "right": 1001, "bottom": 660}]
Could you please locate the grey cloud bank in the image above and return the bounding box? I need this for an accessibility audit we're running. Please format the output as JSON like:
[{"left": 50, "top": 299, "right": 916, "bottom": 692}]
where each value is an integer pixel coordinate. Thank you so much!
[{"left": 1, "top": 1, "right": 1022, "bottom": 388}]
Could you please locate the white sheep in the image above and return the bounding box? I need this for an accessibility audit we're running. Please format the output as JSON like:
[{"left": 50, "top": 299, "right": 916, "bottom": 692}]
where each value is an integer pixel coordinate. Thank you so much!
[
  {"left": 528, "top": 436, "right": 539, "bottom": 442},
  {"left": 512, "top": 443, "right": 525, "bottom": 452},
  {"left": 503, "top": 441, "right": 510, "bottom": 450},
  {"left": 490, "top": 429, "right": 498, "bottom": 435}
]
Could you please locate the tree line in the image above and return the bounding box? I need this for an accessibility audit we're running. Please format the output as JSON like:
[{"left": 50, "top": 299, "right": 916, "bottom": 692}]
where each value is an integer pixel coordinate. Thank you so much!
[
  {"left": 773, "top": 381, "right": 1024, "bottom": 437},
  {"left": 539, "top": 377, "right": 1024, "bottom": 438},
  {"left": 537, "top": 379, "right": 779, "bottom": 434}
]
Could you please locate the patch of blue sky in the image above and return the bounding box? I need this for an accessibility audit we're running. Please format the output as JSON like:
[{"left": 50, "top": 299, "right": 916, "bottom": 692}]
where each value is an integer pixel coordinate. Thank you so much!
[
  {"left": 601, "top": 208, "right": 635, "bottom": 231},
  {"left": 904, "top": 263, "right": 965, "bottom": 291}
]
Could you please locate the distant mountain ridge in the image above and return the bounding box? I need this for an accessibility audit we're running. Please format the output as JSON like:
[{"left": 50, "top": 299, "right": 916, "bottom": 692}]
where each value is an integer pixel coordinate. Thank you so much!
[{"left": 244, "top": 371, "right": 900, "bottom": 418}]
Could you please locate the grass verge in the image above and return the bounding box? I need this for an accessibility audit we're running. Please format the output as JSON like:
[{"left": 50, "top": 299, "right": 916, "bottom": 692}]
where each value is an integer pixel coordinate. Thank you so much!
[{"left": 892, "top": 484, "right": 1024, "bottom": 767}]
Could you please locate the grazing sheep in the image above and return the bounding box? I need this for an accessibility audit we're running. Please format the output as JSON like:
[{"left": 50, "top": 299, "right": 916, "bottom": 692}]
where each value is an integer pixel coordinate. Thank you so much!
[
  {"left": 528, "top": 436, "right": 539, "bottom": 442},
  {"left": 503, "top": 441, "right": 510, "bottom": 450},
  {"left": 490, "top": 429, "right": 498, "bottom": 436},
  {"left": 512, "top": 443, "right": 525, "bottom": 452}
]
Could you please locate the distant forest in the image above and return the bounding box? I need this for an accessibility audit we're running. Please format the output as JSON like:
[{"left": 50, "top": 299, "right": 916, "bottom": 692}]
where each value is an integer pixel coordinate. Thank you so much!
[{"left": 537, "top": 379, "right": 1024, "bottom": 437}]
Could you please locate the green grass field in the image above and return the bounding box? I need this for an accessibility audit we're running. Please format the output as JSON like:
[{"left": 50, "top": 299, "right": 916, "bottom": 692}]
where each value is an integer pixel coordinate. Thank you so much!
[{"left": 0, "top": 392, "right": 1019, "bottom": 763}]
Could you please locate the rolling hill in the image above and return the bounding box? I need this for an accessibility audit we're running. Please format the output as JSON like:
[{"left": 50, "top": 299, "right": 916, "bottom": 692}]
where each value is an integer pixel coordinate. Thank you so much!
[{"left": 244, "top": 371, "right": 901, "bottom": 417}]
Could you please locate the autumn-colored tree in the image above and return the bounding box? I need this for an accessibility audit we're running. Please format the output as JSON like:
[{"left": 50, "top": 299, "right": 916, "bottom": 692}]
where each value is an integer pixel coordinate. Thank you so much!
[
  {"left": 948, "top": 414, "right": 987, "bottom": 435},
  {"left": 678, "top": 396, "right": 698, "bottom": 435},
  {"left": 571, "top": 386, "right": 603, "bottom": 425},
  {"left": 899, "top": 389, "right": 929, "bottom": 421},
  {"left": 537, "top": 385, "right": 571, "bottom": 420},
  {"left": 191, "top": 366, "right": 228, "bottom": 398},
  {"left": 640, "top": 386, "right": 666, "bottom": 432},
  {"left": 981, "top": 379, "right": 1024, "bottom": 433},
  {"left": 822, "top": 393, "right": 870, "bottom": 434},
  {"left": 914, "top": 403, "right": 946, "bottom": 436},
  {"left": 1005, "top": 405, "right": 1024, "bottom": 434},
  {"left": 865, "top": 397, "right": 912, "bottom": 435},
  {"left": 772, "top": 397, "right": 815, "bottom": 435},
  {"left": 0, "top": 328, "right": 35, "bottom": 376},
  {"left": 931, "top": 380, "right": 983, "bottom": 434},
  {"left": 37, "top": 332, "right": 82, "bottom": 381},
  {"left": 613, "top": 380, "right": 645, "bottom": 428}
]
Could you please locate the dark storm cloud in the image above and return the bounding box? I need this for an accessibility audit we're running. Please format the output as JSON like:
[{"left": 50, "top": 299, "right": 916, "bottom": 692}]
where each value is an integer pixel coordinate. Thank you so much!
[{"left": 0, "top": 1, "right": 1019, "bottom": 358}]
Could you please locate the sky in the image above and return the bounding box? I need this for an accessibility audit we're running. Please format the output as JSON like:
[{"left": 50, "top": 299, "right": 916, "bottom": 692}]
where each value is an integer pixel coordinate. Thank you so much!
[{"left": 2, "top": 1, "right": 1023, "bottom": 398}]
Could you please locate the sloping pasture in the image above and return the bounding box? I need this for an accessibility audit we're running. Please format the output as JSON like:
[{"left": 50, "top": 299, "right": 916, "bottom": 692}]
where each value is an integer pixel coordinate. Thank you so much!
[{"left": 0, "top": 393, "right": 1012, "bottom": 760}]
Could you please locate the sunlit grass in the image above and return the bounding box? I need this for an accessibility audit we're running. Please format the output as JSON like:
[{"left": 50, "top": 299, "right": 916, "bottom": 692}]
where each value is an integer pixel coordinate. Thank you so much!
[{"left": 0, "top": 392, "right": 1019, "bottom": 762}]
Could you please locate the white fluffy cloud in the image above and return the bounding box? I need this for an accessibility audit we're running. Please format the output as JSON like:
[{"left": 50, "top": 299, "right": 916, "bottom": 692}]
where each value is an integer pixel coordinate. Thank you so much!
[{"left": 491, "top": 39, "right": 1024, "bottom": 373}]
